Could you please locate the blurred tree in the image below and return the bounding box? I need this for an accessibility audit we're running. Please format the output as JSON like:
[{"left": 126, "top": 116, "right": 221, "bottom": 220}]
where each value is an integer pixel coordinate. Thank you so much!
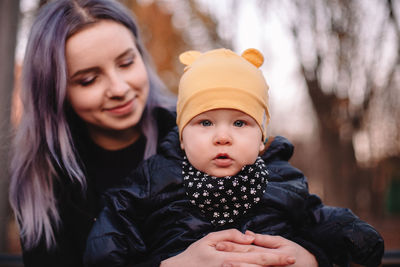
[
  {"left": 123, "top": 0, "right": 186, "bottom": 93},
  {"left": 257, "top": 0, "right": 400, "bottom": 215},
  {"left": 0, "top": 0, "right": 20, "bottom": 252},
  {"left": 123, "top": 0, "right": 229, "bottom": 93}
]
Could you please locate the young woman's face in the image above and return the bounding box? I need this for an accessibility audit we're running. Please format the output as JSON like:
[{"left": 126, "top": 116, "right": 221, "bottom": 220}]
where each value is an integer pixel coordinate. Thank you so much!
[
  {"left": 181, "top": 109, "right": 265, "bottom": 177},
  {"left": 66, "top": 20, "right": 149, "bottom": 141}
]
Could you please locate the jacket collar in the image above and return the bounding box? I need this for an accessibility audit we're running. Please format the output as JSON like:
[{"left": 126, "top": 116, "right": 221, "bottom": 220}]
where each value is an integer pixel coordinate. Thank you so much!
[{"left": 262, "top": 136, "right": 295, "bottom": 162}]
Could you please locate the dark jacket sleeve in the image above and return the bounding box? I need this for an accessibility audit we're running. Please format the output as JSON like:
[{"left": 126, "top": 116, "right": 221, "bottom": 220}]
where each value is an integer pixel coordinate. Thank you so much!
[
  {"left": 84, "top": 165, "right": 151, "bottom": 267},
  {"left": 129, "top": 255, "right": 170, "bottom": 267},
  {"left": 301, "top": 196, "right": 384, "bottom": 267},
  {"left": 263, "top": 136, "right": 384, "bottom": 267}
]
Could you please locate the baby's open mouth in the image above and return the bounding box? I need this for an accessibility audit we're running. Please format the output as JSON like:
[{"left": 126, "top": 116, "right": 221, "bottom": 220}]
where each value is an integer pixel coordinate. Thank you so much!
[{"left": 215, "top": 153, "right": 230, "bottom": 160}]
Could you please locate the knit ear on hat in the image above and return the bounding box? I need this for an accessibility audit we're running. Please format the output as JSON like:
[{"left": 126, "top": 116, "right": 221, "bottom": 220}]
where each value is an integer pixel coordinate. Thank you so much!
[
  {"left": 179, "top": 50, "right": 202, "bottom": 66},
  {"left": 241, "top": 48, "right": 264, "bottom": 68}
]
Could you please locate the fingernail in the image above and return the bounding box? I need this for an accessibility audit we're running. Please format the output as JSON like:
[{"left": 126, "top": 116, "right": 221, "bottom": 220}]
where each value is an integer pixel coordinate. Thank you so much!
[
  {"left": 245, "top": 230, "right": 255, "bottom": 236},
  {"left": 287, "top": 256, "right": 295, "bottom": 264},
  {"left": 245, "top": 235, "right": 255, "bottom": 241},
  {"left": 215, "top": 243, "right": 226, "bottom": 250}
]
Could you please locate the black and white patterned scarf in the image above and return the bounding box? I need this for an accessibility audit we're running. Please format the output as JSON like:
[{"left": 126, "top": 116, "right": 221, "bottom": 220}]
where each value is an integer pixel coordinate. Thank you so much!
[{"left": 182, "top": 156, "right": 268, "bottom": 226}]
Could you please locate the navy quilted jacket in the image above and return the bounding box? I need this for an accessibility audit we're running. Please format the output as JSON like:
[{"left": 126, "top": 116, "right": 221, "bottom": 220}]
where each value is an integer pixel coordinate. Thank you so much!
[{"left": 84, "top": 129, "right": 384, "bottom": 267}]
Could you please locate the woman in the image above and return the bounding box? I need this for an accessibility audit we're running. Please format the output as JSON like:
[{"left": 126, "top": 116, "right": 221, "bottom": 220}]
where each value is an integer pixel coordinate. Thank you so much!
[{"left": 9, "top": 0, "right": 327, "bottom": 266}]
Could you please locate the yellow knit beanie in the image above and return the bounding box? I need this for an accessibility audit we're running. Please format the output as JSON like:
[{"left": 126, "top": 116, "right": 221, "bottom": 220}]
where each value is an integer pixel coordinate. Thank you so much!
[{"left": 177, "top": 48, "right": 270, "bottom": 142}]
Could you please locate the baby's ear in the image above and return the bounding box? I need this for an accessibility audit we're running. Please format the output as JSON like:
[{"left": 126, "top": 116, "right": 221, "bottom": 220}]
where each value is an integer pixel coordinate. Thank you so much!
[
  {"left": 259, "top": 140, "right": 265, "bottom": 155},
  {"left": 179, "top": 50, "right": 202, "bottom": 66},
  {"left": 241, "top": 48, "right": 264, "bottom": 68}
]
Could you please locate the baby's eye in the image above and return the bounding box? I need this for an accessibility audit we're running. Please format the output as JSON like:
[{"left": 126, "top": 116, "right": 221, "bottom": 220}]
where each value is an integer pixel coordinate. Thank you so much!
[
  {"left": 200, "top": 120, "right": 212, "bottom": 127},
  {"left": 233, "top": 120, "right": 245, "bottom": 127}
]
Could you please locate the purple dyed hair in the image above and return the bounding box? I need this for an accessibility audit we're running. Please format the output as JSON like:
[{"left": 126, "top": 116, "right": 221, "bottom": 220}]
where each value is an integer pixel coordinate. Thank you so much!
[{"left": 9, "top": 0, "right": 174, "bottom": 250}]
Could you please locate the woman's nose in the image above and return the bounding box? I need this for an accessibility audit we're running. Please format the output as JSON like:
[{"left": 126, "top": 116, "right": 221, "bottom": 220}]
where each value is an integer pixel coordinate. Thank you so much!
[{"left": 106, "top": 71, "right": 129, "bottom": 98}]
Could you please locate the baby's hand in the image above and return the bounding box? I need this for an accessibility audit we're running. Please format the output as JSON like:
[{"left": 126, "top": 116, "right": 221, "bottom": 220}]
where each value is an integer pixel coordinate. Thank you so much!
[{"left": 216, "top": 231, "right": 317, "bottom": 267}]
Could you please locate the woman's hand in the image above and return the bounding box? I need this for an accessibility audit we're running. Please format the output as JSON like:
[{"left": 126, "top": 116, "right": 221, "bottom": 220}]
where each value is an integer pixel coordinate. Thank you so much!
[
  {"left": 215, "top": 231, "right": 318, "bottom": 267},
  {"left": 160, "top": 229, "right": 295, "bottom": 267}
]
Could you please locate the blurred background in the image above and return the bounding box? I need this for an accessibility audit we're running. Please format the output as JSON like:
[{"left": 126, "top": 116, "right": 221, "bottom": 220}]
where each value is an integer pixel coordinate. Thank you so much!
[{"left": 1, "top": 0, "right": 399, "bottom": 266}]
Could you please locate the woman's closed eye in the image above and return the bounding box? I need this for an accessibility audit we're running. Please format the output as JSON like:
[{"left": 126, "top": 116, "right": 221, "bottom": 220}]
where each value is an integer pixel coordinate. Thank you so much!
[
  {"left": 119, "top": 58, "right": 134, "bottom": 68},
  {"left": 77, "top": 75, "right": 97, "bottom": 87},
  {"left": 233, "top": 120, "right": 246, "bottom": 127}
]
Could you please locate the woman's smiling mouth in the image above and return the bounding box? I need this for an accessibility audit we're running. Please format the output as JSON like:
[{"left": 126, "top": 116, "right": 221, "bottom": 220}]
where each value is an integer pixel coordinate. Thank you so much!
[{"left": 105, "top": 98, "right": 135, "bottom": 116}]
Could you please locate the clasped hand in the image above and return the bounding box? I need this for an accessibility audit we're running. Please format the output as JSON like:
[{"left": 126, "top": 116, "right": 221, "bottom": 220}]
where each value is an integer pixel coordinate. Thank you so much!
[{"left": 161, "top": 229, "right": 317, "bottom": 267}]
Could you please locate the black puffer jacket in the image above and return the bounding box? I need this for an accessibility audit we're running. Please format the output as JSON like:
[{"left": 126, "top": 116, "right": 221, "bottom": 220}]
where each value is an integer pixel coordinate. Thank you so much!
[
  {"left": 21, "top": 108, "right": 176, "bottom": 267},
  {"left": 84, "top": 129, "right": 384, "bottom": 267}
]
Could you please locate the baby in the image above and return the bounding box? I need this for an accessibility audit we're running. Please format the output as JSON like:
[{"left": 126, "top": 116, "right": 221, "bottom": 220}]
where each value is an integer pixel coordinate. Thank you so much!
[{"left": 84, "top": 48, "right": 383, "bottom": 267}]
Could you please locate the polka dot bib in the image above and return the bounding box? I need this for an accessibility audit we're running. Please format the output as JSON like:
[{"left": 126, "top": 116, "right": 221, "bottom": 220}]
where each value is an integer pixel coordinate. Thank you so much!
[{"left": 182, "top": 156, "right": 268, "bottom": 226}]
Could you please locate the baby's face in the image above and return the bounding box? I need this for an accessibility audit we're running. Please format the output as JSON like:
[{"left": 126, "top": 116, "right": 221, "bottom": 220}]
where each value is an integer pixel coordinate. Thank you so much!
[{"left": 181, "top": 109, "right": 265, "bottom": 177}]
